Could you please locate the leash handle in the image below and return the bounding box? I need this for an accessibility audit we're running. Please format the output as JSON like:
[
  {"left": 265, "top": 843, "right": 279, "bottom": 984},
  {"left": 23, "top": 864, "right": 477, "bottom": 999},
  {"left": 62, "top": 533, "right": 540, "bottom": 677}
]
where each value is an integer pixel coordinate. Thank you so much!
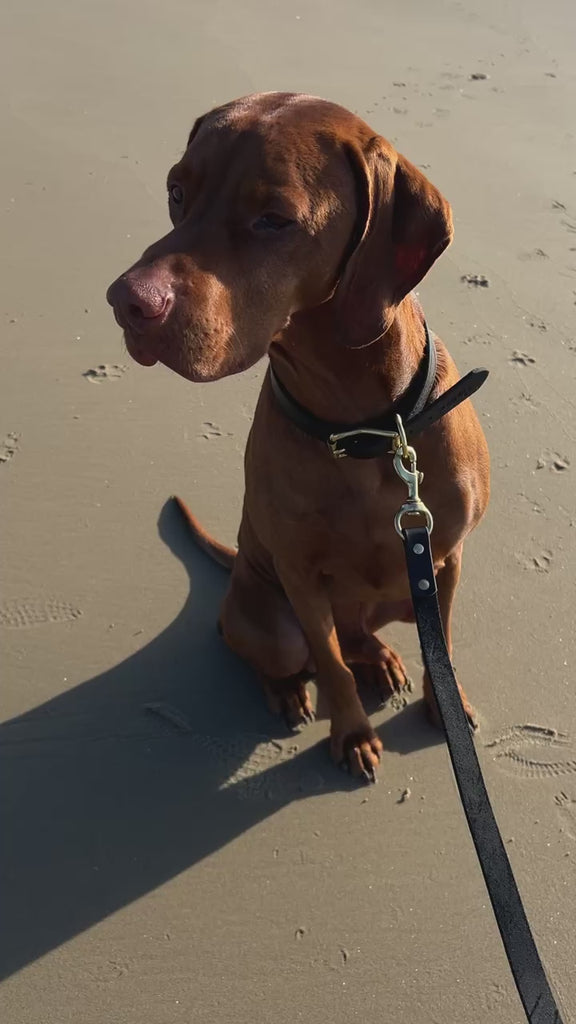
[{"left": 403, "top": 525, "right": 563, "bottom": 1024}]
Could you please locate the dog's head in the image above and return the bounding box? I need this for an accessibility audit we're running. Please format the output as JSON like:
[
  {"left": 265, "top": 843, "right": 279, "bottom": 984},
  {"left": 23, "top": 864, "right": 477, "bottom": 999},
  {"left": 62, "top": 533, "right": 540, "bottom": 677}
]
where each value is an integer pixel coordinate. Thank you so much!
[{"left": 106, "top": 92, "right": 452, "bottom": 381}]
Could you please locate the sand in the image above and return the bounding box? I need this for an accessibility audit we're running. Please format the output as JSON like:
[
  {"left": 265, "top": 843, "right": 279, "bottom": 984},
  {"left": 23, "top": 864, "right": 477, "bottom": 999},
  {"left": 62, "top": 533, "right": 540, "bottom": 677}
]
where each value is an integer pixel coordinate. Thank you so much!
[{"left": 1, "top": 0, "right": 575, "bottom": 1020}]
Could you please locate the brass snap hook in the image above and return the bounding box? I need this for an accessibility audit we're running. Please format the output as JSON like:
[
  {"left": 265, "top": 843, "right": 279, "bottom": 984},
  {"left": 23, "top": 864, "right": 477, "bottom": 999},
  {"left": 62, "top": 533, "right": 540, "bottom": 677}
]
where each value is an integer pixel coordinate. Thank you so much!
[{"left": 392, "top": 418, "right": 433, "bottom": 536}]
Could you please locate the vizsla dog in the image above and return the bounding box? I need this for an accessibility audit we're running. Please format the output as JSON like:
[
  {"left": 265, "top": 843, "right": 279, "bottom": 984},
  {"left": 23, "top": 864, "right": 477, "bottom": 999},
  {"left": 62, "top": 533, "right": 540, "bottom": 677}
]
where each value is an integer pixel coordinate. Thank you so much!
[{"left": 107, "top": 92, "right": 489, "bottom": 781}]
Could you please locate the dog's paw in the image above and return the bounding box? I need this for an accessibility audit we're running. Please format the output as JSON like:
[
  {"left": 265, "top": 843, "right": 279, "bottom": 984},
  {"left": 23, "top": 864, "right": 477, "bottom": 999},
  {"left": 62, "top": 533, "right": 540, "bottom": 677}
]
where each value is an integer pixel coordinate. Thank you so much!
[
  {"left": 330, "top": 714, "right": 383, "bottom": 783},
  {"left": 261, "top": 673, "right": 315, "bottom": 730},
  {"left": 424, "top": 674, "right": 478, "bottom": 734},
  {"left": 345, "top": 636, "right": 411, "bottom": 699}
]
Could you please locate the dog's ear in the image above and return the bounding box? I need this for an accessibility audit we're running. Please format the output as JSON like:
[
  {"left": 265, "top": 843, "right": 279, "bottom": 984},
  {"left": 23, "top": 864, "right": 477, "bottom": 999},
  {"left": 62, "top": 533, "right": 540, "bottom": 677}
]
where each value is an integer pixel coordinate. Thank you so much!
[
  {"left": 334, "top": 138, "right": 453, "bottom": 348},
  {"left": 186, "top": 115, "right": 207, "bottom": 148}
]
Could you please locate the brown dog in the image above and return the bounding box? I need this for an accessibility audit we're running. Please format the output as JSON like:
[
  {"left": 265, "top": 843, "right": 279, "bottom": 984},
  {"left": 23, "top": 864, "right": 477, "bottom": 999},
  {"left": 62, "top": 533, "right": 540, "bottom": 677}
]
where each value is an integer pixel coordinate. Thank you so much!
[{"left": 107, "top": 92, "right": 489, "bottom": 781}]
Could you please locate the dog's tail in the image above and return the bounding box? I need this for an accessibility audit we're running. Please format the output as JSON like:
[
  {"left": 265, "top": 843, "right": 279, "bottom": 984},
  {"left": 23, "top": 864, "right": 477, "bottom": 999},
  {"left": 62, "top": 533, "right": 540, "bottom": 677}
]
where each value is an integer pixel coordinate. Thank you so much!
[{"left": 173, "top": 496, "right": 236, "bottom": 571}]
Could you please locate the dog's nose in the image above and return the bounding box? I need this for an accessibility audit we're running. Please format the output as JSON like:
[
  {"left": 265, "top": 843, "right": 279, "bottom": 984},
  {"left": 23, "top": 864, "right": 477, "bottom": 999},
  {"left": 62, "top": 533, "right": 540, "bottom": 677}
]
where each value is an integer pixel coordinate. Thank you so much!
[{"left": 106, "top": 267, "right": 175, "bottom": 333}]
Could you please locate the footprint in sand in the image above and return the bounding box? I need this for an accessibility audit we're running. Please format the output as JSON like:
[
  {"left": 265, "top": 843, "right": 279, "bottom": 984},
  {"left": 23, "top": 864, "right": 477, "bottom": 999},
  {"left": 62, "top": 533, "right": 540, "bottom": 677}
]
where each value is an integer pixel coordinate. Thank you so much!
[
  {"left": 0, "top": 598, "right": 83, "bottom": 628},
  {"left": 485, "top": 725, "right": 576, "bottom": 780},
  {"left": 461, "top": 273, "right": 490, "bottom": 287},
  {"left": 464, "top": 332, "right": 494, "bottom": 347},
  {"left": 555, "top": 792, "right": 576, "bottom": 839},
  {"left": 515, "top": 549, "right": 553, "bottom": 573},
  {"left": 550, "top": 197, "right": 576, "bottom": 234},
  {"left": 525, "top": 317, "right": 548, "bottom": 332},
  {"left": 518, "top": 248, "right": 549, "bottom": 262},
  {"left": 144, "top": 702, "right": 321, "bottom": 800},
  {"left": 199, "top": 421, "right": 233, "bottom": 440},
  {"left": 0, "top": 432, "right": 20, "bottom": 465},
  {"left": 511, "top": 391, "right": 540, "bottom": 411},
  {"left": 518, "top": 492, "right": 545, "bottom": 515},
  {"left": 536, "top": 450, "right": 570, "bottom": 472},
  {"left": 509, "top": 350, "right": 536, "bottom": 366},
  {"left": 220, "top": 738, "right": 305, "bottom": 799},
  {"left": 83, "top": 364, "right": 127, "bottom": 383},
  {"left": 83, "top": 956, "right": 135, "bottom": 984}
]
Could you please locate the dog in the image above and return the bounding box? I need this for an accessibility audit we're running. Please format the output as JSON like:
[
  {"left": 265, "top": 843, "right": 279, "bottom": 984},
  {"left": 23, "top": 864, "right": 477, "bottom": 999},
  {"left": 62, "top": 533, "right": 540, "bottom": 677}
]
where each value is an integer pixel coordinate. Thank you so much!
[{"left": 107, "top": 92, "right": 490, "bottom": 781}]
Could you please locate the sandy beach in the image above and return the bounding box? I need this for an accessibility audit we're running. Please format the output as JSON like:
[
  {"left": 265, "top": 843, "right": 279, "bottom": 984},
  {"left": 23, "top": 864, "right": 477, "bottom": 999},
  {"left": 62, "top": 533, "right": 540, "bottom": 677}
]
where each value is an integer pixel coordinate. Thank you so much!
[{"left": 1, "top": 0, "right": 575, "bottom": 1020}]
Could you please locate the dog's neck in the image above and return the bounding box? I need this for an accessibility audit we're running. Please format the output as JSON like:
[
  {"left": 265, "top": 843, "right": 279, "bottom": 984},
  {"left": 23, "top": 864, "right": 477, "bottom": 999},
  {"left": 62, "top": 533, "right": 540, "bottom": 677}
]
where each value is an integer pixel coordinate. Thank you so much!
[{"left": 269, "top": 294, "right": 429, "bottom": 424}]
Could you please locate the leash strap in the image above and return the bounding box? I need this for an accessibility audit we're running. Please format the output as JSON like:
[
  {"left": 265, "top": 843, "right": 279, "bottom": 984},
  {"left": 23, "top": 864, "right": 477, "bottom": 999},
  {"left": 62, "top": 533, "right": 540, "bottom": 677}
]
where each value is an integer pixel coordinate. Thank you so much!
[
  {"left": 404, "top": 367, "right": 488, "bottom": 439},
  {"left": 403, "top": 525, "right": 563, "bottom": 1024}
]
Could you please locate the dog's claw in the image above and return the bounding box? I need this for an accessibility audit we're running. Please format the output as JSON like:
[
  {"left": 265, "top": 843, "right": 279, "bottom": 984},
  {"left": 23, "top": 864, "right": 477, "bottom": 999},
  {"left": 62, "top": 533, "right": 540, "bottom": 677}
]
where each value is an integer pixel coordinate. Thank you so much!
[
  {"left": 348, "top": 643, "right": 411, "bottom": 699},
  {"left": 391, "top": 670, "right": 412, "bottom": 696},
  {"left": 426, "top": 690, "right": 479, "bottom": 736},
  {"left": 467, "top": 709, "right": 479, "bottom": 734},
  {"left": 262, "top": 674, "right": 314, "bottom": 730},
  {"left": 288, "top": 712, "right": 313, "bottom": 732},
  {"left": 290, "top": 705, "right": 316, "bottom": 731}
]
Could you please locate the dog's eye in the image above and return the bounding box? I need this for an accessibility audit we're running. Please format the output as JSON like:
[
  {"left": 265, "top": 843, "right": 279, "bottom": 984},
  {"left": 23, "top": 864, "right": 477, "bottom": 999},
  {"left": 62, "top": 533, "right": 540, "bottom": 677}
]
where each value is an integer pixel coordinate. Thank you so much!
[
  {"left": 252, "top": 213, "right": 294, "bottom": 233},
  {"left": 168, "top": 183, "right": 184, "bottom": 205}
]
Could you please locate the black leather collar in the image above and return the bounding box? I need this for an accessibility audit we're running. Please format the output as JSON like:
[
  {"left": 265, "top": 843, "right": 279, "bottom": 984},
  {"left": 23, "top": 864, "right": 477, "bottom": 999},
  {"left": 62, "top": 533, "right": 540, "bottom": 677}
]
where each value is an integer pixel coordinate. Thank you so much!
[{"left": 269, "top": 321, "right": 488, "bottom": 460}]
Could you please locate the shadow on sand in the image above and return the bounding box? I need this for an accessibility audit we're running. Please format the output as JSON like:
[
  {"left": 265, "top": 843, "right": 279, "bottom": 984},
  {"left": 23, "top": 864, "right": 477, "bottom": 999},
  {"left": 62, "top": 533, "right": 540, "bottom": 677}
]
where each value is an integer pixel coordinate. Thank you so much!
[{"left": 0, "top": 500, "right": 441, "bottom": 979}]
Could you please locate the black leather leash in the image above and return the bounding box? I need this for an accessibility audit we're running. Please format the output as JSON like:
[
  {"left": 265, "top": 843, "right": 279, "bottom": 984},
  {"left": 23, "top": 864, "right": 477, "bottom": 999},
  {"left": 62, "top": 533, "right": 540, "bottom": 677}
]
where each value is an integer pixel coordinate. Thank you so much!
[
  {"left": 269, "top": 326, "right": 564, "bottom": 1021},
  {"left": 403, "top": 525, "right": 563, "bottom": 1023}
]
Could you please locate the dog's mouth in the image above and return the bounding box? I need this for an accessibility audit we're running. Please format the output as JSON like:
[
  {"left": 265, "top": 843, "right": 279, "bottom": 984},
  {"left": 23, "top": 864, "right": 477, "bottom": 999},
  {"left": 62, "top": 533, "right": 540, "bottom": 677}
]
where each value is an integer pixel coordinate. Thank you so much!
[
  {"left": 123, "top": 332, "right": 159, "bottom": 367},
  {"left": 118, "top": 302, "right": 283, "bottom": 383},
  {"left": 122, "top": 326, "right": 223, "bottom": 383}
]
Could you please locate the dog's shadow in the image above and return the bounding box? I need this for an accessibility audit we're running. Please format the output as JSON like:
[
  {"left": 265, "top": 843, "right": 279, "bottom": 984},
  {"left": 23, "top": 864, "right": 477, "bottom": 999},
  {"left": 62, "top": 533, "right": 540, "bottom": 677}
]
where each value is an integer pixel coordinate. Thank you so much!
[{"left": 0, "top": 501, "right": 441, "bottom": 981}]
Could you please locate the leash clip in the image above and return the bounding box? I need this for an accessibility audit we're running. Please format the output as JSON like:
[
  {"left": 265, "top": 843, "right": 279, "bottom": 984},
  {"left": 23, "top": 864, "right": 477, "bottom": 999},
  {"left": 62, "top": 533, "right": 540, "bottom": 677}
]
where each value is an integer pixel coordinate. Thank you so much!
[{"left": 392, "top": 417, "right": 433, "bottom": 536}]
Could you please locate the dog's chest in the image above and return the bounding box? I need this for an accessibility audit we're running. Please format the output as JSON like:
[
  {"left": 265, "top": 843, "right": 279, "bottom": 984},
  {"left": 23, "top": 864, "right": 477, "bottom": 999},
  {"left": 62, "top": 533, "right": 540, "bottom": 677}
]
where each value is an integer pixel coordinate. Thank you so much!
[
  {"left": 245, "top": 413, "right": 465, "bottom": 598},
  {"left": 277, "top": 465, "right": 419, "bottom": 595}
]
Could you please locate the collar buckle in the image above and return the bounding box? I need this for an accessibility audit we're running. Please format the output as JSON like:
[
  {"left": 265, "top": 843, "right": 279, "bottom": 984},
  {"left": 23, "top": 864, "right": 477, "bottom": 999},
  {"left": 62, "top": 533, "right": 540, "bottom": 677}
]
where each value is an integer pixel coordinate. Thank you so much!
[
  {"left": 328, "top": 427, "right": 399, "bottom": 460},
  {"left": 327, "top": 436, "right": 348, "bottom": 459}
]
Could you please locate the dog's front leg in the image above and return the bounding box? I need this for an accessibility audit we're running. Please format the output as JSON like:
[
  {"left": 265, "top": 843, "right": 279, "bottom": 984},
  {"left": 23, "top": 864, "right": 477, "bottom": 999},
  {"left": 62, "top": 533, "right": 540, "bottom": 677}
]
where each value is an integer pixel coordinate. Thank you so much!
[{"left": 278, "top": 566, "right": 383, "bottom": 781}]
